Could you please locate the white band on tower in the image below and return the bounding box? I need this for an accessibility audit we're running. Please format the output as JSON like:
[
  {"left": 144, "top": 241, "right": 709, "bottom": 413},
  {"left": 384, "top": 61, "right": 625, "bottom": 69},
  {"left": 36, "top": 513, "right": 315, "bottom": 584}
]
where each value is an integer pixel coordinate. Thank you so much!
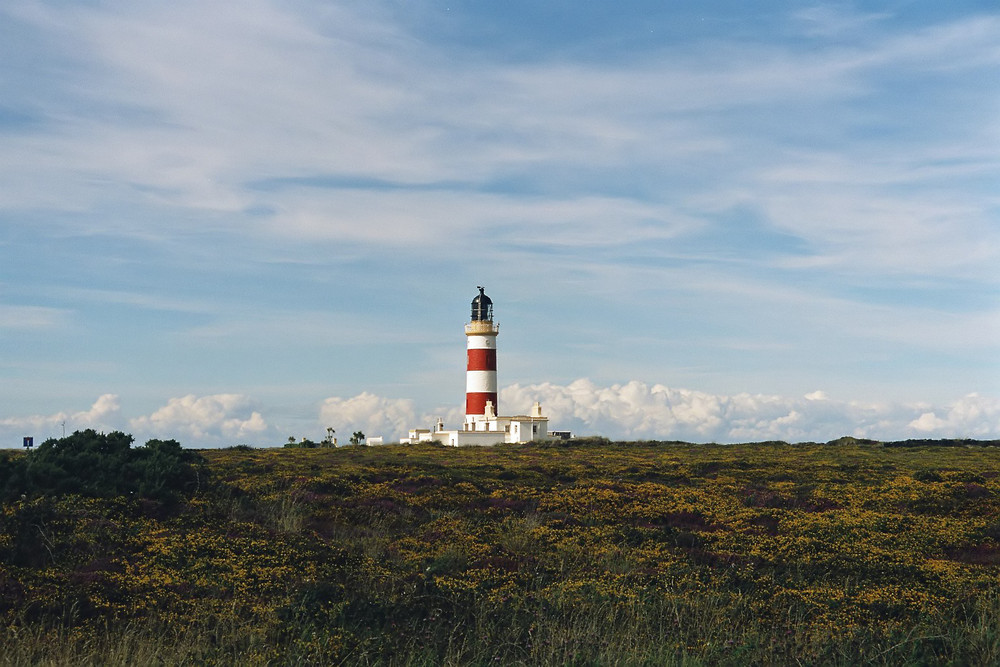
[{"left": 466, "top": 370, "right": 497, "bottom": 394}]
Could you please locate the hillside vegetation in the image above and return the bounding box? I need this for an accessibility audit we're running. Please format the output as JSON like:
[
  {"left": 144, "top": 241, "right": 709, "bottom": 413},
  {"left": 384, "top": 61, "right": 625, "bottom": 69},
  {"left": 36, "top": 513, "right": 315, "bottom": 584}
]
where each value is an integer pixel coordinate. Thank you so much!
[{"left": 2, "top": 434, "right": 1000, "bottom": 665}]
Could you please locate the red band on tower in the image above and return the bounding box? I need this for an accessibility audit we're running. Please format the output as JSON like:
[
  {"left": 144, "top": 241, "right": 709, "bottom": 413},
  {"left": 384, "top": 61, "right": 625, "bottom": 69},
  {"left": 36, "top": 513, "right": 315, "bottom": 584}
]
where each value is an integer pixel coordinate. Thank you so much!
[
  {"left": 466, "top": 392, "right": 496, "bottom": 417},
  {"left": 467, "top": 348, "right": 497, "bottom": 371}
]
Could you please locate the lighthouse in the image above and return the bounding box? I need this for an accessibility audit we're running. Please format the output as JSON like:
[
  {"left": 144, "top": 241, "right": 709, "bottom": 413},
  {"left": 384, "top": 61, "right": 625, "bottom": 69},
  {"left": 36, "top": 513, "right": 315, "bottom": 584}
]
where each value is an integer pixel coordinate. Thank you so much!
[
  {"left": 400, "top": 287, "right": 554, "bottom": 446},
  {"left": 465, "top": 286, "right": 499, "bottom": 424}
]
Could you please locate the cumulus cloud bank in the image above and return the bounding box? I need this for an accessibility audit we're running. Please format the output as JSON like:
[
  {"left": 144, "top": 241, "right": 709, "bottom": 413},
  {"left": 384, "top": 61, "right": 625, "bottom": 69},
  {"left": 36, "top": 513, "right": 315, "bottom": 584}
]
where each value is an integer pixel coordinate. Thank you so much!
[
  {"left": 130, "top": 394, "right": 269, "bottom": 443},
  {"left": 318, "top": 392, "right": 451, "bottom": 443},
  {"left": 2, "top": 383, "right": 996, "bottom": 448},
  {"left": 0, "top": 394, "right": 122, "bottom": 441},
  {"left": 0, "top": 393, "right": 272, "bottom": 447},
  {"left": 324, "top": 380, "right": 999, "bottom": 444},
  {"left": 499, "top": 380, "right": 1000, "bottom": 443}
]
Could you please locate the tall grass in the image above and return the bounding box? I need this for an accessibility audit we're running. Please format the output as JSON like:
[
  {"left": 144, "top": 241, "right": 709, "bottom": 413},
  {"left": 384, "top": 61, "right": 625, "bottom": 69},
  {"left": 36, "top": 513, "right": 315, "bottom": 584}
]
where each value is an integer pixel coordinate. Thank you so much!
[{"left": 3, "top": 441, "right": 1000, "bottom": 664}]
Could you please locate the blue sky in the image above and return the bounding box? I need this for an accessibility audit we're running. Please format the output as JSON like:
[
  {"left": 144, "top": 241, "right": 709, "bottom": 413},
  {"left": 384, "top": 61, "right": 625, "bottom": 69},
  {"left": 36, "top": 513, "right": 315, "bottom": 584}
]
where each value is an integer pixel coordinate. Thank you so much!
[{"left": 2, "top": 0, "right": 998, "bottom": 446}]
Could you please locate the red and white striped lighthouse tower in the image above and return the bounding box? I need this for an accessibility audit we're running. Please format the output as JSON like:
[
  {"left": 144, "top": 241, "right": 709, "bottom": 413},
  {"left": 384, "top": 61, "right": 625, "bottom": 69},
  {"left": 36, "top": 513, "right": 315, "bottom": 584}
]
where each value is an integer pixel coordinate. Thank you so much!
[{"left": 465, "top": 286, "right": 499, "bottom": 422}]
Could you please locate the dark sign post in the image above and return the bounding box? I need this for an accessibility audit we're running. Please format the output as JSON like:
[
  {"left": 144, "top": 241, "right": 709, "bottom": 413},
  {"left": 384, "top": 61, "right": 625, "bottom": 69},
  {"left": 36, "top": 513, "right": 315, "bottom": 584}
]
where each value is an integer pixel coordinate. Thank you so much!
[{"left": 23, "top": 437, "right": 33, "bottom": 449}]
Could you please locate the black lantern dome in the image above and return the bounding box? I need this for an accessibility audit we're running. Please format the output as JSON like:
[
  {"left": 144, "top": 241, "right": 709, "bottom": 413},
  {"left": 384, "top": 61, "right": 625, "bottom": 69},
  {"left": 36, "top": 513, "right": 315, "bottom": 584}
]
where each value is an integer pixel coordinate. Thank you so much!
[{"left": 471, "top": 286, "right": 493, "bottom": 321}]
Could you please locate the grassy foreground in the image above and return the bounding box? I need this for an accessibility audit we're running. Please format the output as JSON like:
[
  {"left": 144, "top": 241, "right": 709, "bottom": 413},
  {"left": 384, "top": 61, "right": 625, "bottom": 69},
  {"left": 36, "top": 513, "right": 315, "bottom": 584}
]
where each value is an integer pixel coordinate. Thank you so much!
[{"left": 3, "top": 438, "right": 1000, "bottom": 665}]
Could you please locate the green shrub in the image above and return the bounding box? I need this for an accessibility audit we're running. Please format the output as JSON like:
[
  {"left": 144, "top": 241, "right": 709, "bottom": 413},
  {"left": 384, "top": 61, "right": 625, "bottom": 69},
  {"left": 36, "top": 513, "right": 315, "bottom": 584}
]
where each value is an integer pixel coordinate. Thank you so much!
[
  {"left": 0, "top": 430, "right": 202, "bottom": 503},
  {"left": 914, "top": 469, "right": 944, "bottom": 483}
]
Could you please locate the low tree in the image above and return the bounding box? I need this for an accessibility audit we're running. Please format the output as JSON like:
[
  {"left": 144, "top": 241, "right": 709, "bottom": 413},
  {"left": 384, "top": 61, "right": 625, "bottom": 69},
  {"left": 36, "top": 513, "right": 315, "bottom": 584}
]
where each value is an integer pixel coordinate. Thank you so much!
[
  {"left": 284, "top": 438, "right": 320, "bottom": 449},
  {"left": 0, "top": 429, "right": 202, "bottom": 503},
  {"left": 350, "top": 431, "right": 365, "bottom": 446}
]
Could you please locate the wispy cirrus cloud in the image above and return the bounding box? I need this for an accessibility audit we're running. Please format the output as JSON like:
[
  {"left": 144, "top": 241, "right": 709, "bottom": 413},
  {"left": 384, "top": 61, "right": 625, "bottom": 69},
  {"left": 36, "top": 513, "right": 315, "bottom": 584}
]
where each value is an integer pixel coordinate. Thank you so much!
[
  {"left": 3, "top": 2, "right": 995, "bottom": 303},
  {"left": 0, "top": 304, "right": 70, "bottom": 330},
  {"left": 0, "top": 2, "right": 996, "bottom": 432}
]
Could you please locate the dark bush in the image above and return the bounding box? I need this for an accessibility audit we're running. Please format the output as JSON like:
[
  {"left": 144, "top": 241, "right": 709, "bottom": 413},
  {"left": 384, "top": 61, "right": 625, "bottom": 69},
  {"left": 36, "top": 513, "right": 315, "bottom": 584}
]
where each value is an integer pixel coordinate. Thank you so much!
[
  {"left": 0, "top": 430, "right": 203, "bottom": 503},
  {"left": 284, "top": 439, "right": 322, "bottom": 448}
]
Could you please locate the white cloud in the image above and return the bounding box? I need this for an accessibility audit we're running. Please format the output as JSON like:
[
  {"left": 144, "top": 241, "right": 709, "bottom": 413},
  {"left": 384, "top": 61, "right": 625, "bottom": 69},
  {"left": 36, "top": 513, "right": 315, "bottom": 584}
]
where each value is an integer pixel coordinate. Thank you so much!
[
  {"left": 307, "top": 382, "right": 1000, "bottom": 444},
  {"left": 130, "top": 394, "right": 270, "bottom": 445},
  {"left": 302, "top": 381, "right": 995, "bottom": 444},
  {"left": 318, "top": 392, "right": 425, "bottom": 443},
  {"left": 756, "top": 180, "right": 1000, "bottom": 280},
  {"left": 0, "top": 305, "right": 70, "bottom": 330},
  {"left": 81, "top": 393, "right": 122, "bottom": 422},
  {"left": 501, "top": 380, "right": 1000, "bottom": 443},
  {"left": 792, "top": 6, "right": 892, "bottom": 38},
  {"left": 267, "top": 189, "right": 694, "bottom": 249},
  {"left": 2, "top": 385, "right": 997, "bottom": 449},
  {"left": 3, "top": 2, "right": 995, "bottom": 316},
  {"left": 0, "top": 3, "right": 995, "bottom": 437},
  {"left": 0, "top": 394, "right": 123, "bottom": 444},
  {"left": 909, "top": 412, "right": 946, "bottom": 432},
  {"left": 907, "top": 394, "right": 1000, "bottom": 437}
]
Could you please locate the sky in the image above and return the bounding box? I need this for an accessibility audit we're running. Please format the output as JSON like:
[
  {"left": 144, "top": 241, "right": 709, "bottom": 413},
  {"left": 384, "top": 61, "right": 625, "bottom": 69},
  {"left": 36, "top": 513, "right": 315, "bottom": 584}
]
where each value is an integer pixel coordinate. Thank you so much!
[{"left": 1, "top": 0, "right": 998, "bottom": 447}]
